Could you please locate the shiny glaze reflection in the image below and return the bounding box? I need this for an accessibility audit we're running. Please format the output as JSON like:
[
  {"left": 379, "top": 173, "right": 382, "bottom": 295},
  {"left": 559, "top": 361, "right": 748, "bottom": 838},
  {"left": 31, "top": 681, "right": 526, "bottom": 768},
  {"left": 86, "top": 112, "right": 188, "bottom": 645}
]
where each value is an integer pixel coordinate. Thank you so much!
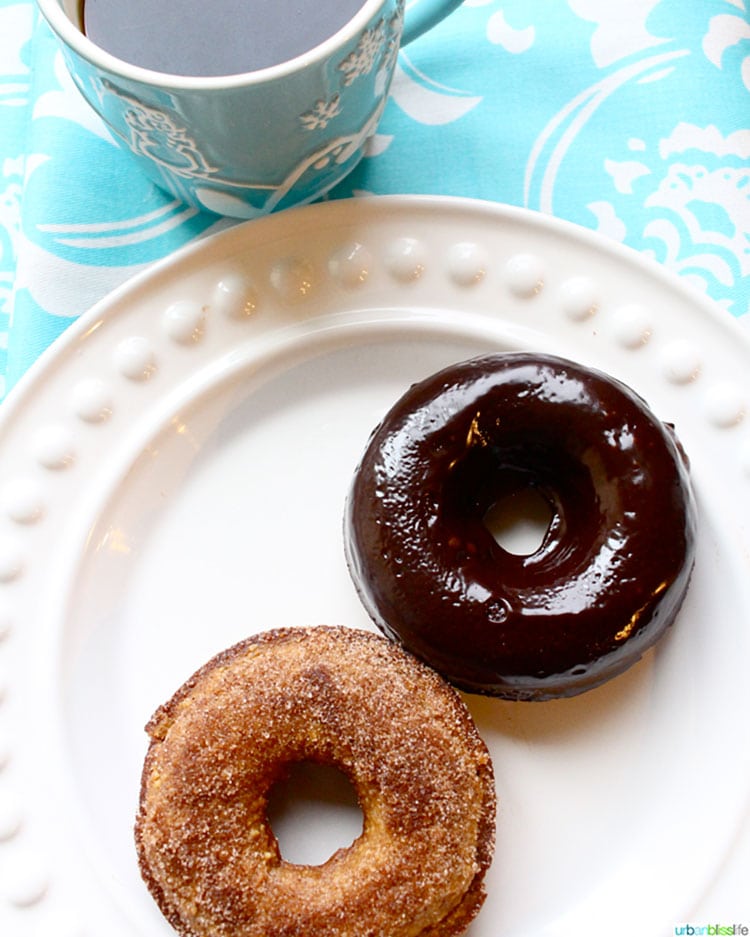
[{"left": 344, "top": 353, "right": 697, "bottom": 700}]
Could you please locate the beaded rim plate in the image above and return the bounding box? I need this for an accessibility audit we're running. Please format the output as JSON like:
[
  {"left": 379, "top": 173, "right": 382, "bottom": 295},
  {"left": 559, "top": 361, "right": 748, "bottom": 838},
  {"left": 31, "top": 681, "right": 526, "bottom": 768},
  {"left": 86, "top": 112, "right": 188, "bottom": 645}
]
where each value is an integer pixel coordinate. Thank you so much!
[{"left": 0, "top": 196, "right": 748, "bottom": 937}]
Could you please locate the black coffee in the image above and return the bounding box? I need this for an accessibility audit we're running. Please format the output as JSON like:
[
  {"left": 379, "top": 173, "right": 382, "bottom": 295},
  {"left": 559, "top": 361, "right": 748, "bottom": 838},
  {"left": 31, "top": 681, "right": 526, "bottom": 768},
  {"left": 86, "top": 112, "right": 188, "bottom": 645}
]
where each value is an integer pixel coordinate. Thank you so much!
[{"left": 81, "top": 0, "right": 368, "bottom": 77}]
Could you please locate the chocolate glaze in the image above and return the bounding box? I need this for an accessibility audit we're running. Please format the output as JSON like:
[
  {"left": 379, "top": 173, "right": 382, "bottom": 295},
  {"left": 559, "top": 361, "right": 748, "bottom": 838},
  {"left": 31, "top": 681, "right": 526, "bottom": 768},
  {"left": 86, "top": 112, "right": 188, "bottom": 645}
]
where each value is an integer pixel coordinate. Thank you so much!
[{"left": 344, "top": 353, "right": 697, "bottom": 700}]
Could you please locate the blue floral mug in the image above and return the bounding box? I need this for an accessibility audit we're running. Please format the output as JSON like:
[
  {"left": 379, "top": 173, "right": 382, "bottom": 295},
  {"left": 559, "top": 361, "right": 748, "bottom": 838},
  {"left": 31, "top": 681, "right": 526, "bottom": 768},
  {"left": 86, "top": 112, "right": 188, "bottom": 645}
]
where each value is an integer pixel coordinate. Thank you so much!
[{"left": 37, "top": 0, "right": 463, "bottom": 217}]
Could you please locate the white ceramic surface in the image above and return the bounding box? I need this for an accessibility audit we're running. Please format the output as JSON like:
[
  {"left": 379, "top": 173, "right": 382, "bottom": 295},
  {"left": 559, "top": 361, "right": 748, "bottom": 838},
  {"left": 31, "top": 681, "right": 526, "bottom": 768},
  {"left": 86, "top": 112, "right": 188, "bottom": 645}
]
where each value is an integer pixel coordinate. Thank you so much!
[{"left": 0, "top": 196, "right": 748, "bottom": 936}]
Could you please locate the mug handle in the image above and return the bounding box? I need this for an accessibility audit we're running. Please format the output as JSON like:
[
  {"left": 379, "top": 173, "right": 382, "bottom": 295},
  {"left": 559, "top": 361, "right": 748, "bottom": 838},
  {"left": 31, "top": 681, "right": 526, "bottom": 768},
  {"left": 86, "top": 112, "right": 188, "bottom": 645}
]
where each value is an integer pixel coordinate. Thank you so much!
[{"left": 400, "top": 0, "right": 465, "bottom": 46}]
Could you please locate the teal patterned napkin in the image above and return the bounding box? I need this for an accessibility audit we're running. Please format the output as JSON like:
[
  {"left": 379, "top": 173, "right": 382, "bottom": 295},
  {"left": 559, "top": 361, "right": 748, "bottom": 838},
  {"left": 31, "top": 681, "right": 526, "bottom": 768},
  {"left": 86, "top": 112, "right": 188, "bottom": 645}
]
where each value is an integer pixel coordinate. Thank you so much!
[{"left": 1, "top": 0, "right": 748, "bottom": 400}]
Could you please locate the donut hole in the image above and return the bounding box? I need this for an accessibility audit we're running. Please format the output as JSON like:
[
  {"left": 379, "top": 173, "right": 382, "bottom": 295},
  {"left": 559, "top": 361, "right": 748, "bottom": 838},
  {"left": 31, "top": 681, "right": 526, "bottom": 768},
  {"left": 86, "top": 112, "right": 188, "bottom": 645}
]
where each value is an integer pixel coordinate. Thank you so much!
[
  {"left": 266, "top": 760, "right": 363, "bottom": 866},
  {"left": 483, "top": 485, "right": 554, "bottom": 556}
]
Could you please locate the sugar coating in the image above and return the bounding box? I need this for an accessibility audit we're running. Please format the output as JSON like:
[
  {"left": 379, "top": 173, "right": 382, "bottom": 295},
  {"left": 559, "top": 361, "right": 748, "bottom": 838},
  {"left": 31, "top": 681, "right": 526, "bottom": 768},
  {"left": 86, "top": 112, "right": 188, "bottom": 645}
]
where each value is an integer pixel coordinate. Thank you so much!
[{"left": 135, "top": 626, "right": 496, "bottom": 937}]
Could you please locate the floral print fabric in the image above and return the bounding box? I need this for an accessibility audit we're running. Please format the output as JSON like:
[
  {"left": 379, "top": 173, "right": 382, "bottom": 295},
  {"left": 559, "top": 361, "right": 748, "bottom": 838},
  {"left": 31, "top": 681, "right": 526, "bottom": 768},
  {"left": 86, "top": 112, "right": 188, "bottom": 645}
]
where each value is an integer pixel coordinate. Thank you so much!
[{"left": 0, "top": 0, "right": 748, "bottom": 399}]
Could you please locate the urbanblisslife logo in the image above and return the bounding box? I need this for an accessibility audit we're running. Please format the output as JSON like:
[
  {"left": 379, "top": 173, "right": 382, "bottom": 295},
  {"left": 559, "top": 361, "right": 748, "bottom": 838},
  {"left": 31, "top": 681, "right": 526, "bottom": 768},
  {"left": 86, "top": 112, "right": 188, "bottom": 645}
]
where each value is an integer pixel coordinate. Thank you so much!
[{"left": 674, "top": 926, "right": 749, "bottom": 936}]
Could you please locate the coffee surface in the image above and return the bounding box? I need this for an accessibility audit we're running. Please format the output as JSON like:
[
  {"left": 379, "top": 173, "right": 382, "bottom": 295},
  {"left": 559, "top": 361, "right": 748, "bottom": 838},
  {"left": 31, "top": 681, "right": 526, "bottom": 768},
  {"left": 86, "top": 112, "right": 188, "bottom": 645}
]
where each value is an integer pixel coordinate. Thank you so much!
[{"left": 81, "top": 0, "right": 368, "bottom": 77}]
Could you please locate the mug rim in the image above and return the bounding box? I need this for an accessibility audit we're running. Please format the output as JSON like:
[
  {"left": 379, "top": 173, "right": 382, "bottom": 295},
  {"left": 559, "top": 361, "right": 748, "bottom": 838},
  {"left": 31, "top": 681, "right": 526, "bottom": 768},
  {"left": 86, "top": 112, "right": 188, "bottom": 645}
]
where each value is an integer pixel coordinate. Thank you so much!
[{"left": 36, "top": 0, "right": 389, "bottom": 89}]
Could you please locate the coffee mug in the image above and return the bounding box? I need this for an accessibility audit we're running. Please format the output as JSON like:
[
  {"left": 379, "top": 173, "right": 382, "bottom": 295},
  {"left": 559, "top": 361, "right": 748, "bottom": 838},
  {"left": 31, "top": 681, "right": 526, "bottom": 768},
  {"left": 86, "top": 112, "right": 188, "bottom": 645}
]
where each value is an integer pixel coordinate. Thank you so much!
[{"left": 36, "top": 0, "right": 464, "bottom": 218}]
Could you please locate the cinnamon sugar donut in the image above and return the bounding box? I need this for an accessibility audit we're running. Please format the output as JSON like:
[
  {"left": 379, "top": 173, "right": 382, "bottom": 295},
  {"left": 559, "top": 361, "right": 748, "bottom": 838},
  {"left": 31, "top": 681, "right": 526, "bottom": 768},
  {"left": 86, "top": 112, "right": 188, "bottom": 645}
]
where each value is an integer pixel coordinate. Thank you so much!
[
  {"left": 135, "top": 626, "right": 495, "bottom": 937},
  {"left": 345, "top": 353, "right": 697, "bottom": 700}
]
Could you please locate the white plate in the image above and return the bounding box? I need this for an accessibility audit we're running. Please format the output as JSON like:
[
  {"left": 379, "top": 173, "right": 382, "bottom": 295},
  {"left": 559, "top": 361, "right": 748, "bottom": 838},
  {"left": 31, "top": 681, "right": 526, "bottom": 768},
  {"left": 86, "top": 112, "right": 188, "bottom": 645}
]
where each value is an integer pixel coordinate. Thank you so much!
[{"left": 0, "top": 196, "right": 749, "bottom": 937}]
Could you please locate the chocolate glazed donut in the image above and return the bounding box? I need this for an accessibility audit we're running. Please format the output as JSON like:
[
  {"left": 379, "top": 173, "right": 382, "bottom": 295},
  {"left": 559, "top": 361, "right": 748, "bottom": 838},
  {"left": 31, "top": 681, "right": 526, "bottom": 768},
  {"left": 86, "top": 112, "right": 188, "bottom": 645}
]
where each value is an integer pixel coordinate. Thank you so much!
[{"left": 345, "top": 353, "right": 697, "bottom": 700}]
